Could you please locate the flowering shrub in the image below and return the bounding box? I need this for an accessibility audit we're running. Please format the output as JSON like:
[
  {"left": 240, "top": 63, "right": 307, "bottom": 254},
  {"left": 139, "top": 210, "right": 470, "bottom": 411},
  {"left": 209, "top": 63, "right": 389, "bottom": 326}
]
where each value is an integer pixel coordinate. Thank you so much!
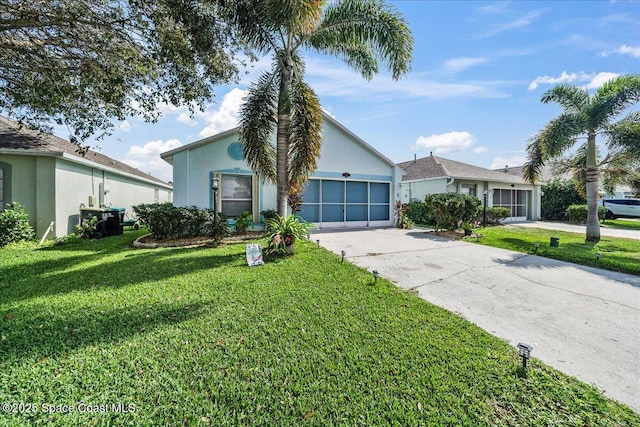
[
  {"left": 395, "top": 201, "right": 415, "bottom": 229},
  {"left": 265, "top": 215, "right": 312, "bottom": 257}
]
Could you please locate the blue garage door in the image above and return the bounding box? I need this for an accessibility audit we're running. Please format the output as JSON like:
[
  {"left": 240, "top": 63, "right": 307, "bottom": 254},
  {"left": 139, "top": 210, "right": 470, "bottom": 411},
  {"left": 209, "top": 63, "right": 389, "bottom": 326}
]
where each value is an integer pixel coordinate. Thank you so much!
[{"left": 298, "top": 179, "right": 390, "bottom": 226}]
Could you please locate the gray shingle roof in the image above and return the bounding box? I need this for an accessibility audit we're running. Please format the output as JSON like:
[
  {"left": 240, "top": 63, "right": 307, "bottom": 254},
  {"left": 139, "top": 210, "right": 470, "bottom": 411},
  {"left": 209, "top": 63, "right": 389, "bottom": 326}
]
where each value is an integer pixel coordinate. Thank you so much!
[
  {"left": 398, "top": 154, "right": 527, "bottom": 184},
  {"left": 0, "top": 116, "right": 169, "bottom": 186}
]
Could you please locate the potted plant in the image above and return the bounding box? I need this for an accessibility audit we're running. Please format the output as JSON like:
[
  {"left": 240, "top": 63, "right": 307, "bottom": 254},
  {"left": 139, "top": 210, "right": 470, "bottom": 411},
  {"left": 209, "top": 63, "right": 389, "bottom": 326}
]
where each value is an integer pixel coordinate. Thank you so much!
[{"left": 265, "top": 214, "right": 312, "bottom": 256}]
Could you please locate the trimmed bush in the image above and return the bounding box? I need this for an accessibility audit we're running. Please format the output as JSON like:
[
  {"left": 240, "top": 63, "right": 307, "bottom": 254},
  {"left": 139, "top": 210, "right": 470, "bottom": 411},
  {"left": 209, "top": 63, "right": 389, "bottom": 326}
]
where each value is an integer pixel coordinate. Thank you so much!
[
  {"left": 542, "top": 179, "right": 585, "bottom": 220},
  {"left": 565, "top": 204, "right": 607, "bottom": 223},
  {"left": 0, "top": 202, "right": 35, "bottom": 247},
  {"left": 133, "top": 203, "right": 228, "bottom": 244},
  {"left": 425, "top": 193, "right": 481, "bottom": 231},
  {"left": 404, "top": 198, "right": 430, "bottom": 224},
  {"left": 234, "top": 211, "right": 252, "bottom": 234},
  {"left": 484, "top": 207, "right": 511, "bottom": 225}
]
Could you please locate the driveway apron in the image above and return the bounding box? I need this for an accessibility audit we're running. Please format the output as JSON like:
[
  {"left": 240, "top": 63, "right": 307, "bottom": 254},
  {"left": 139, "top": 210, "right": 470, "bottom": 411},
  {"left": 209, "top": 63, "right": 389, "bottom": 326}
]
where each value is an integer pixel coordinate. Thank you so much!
[{"left": 313, "top": 227, "right": 640, "bottom": 412}]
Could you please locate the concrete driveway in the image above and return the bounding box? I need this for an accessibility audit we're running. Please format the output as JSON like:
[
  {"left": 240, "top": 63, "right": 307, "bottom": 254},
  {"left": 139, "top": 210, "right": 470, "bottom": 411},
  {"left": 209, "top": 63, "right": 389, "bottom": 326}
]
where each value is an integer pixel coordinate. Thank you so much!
[{"left": 313, "top": 227, "right": 640, "bottom": 412}]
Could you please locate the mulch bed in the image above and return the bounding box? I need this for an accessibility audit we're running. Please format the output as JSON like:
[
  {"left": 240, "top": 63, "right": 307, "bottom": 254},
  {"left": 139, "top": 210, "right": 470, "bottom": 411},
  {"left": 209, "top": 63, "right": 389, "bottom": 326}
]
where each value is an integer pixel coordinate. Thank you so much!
[{"left": 136, "top": 231, "right": 266, "bottom": 248}]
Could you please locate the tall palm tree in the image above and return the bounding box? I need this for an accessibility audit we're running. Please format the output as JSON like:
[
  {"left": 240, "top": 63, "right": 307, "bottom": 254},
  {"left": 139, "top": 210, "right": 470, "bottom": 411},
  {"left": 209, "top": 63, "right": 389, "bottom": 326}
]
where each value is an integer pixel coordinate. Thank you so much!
[
  {"left": 233, "top": 0, "right": 413, "bottom": 216},
  {"left": 524, "top": 74, "right": 640, "bottom": 242}
]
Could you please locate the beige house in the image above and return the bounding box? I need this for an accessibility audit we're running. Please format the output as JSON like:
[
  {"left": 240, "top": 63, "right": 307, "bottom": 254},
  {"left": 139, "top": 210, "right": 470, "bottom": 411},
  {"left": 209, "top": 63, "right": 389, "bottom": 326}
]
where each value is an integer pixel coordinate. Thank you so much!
[
  {"left": 398, "top": 154, "right": 542, "bottom": 222},
  {"left": 0, "top": 116, "right": 172, "bottom": 239}
]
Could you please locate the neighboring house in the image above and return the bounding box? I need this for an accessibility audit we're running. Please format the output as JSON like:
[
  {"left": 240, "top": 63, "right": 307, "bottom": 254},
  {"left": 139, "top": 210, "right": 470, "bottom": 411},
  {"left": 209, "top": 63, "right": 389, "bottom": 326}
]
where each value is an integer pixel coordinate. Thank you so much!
[
  {"left": 161, "top": 113, "right": 402, "bottom": 228},
  {"left": 398, "top": 154, "right": 542, "bottom": 222},
  {"left": 0, "top": 116, "right": 173, "bottom": 239}
]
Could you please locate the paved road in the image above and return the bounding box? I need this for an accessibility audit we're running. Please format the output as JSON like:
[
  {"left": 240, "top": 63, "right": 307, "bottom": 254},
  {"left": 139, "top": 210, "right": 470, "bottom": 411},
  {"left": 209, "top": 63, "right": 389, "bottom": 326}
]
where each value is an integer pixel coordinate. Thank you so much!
[
  {"left": 515, "top": 220, "right": 640, "bottom": 240},
  {"left": 313, "top": 227, "right": 640, "bottom": 412}
]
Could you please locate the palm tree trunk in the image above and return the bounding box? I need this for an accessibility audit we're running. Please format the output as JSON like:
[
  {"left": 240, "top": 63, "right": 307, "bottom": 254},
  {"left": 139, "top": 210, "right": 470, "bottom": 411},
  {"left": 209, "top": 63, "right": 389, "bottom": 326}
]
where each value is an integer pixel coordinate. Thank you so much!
[
  {"left": 276, "top": 54, "right": 294, "bottom": 217},
  {"left": 585, "top": 132, "right": 600, "bottom": 243}
]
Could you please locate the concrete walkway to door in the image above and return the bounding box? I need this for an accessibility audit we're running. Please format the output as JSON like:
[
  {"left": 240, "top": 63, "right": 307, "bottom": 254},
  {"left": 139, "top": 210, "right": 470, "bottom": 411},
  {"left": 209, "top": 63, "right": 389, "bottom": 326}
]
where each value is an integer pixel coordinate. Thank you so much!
[{"left": 313, "top": 227, "right": 640, "bottom": 412}]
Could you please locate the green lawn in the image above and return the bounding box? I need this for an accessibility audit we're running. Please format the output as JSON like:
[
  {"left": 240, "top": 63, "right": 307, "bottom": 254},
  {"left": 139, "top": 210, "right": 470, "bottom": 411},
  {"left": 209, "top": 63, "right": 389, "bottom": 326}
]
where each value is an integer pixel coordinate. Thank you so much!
[
  {"left": 472, "top": 225, "right": 640, "bottom": 276},
  {"left": 1, "top": 231, "right": 638, "bottom": 426},
  {"left": 601, "top": 218, "right": 640, "bottom": 231}
]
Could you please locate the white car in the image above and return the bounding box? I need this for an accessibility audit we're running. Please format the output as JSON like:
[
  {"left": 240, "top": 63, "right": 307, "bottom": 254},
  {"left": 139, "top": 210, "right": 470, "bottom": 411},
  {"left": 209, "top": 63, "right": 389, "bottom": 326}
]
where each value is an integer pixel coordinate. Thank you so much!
[{"left": 602, "top": 198, "right": 640, "bottom": 219}]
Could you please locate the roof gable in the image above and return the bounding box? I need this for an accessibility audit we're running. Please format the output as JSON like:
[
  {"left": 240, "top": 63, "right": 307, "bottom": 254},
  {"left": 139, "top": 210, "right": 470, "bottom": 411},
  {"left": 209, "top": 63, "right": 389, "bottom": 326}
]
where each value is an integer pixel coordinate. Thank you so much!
[
  {"left": 0, "top": 116, "right": 169, "bottom": 186},
  {"left": 398, "top": 154, "right": 527, "bottom": 184}
]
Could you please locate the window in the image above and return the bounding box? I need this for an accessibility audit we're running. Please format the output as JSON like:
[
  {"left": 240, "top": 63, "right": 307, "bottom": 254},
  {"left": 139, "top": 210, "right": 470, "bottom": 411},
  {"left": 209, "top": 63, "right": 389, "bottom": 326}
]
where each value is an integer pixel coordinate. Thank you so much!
[
  {"left": 460, "top": 183, "right": 477, "bottom": 197},
  {"left": 493, "top": 189, "right": 527, "bottom": 218},
  {"left": 220, "top": 174, "right": 252, "bottom": 217}
]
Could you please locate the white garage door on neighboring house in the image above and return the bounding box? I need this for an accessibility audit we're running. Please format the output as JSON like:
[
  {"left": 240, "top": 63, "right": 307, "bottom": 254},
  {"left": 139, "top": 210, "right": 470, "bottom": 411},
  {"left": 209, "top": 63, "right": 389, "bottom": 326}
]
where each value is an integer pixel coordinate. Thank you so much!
[{"left": 298, "top": 179, "right": 391, "bottom": 228}]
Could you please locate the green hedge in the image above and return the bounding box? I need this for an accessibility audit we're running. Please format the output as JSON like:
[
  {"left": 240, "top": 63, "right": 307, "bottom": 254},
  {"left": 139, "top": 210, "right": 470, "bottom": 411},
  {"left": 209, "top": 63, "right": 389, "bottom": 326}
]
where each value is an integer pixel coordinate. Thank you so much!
[
  {"left": 425, "top": 193, "right": 481, "bottom": 231},
  {"left": 565, "top": 204, "right": 607, "bottom": 223},
  {"left": 133, "top": 203, "right": 228, "bottom": 244},
  {"left": 0, "top": 202, "right": 35, "bottom": 247},
  {"left": 484, "top": 207, "right": 511, "bottom": 225}
]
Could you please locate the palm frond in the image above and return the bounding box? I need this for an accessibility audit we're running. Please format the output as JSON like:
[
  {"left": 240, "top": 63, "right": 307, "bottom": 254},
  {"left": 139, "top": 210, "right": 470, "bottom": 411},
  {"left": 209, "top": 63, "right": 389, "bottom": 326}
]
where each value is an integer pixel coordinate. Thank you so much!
[
  {"left": 540, "top": 84, "right": 589, "bottom": 114},
  {"left": 288, "top": 78, "right": 323, "bottom": 188},
  {"left": 591, "top": 74, "right": 640, "bottom": 126},
  {"left": 538, "top": 113, "right": 586, "bottom": 157},
  {"left": 305, "top": 0, "right": 413, "bottom": 80},
  {"left": 522, "top": 133, "right": 546, "bottom": 183},
  {"left": 238, "top": 70, "right": 279, "bottom": 183},
  {"left": 604, "top": 110, "right": 640, "bottom": 158}
]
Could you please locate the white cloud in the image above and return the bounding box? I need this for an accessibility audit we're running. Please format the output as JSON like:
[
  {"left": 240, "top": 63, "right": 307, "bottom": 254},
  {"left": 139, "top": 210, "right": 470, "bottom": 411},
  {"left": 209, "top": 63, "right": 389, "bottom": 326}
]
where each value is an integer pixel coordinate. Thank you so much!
[
  {"left": 198, "top": 88, "right": 247, "bottom": 138},
  {"left": 528, "top": 71, "right": 620, "bottom": 90},
  {"left": 123, "top": 139, "right": 183, "bottom": 182},
  {"left": 119, "top": 120, "right": 132, "bottom": 132},
  {"left": 411, "top": 131, "right": 477, "bottom": 154},
  {"left": 443, "top": 57, "right": 489, "bottom": 73},
  {"left": 600, "top": 44, "right": 640, "bottom": 57},
  {"left": 476, "top": 9, "right": 546, "bottom": 38},
  {"left": 473, "top": 146, "right": 489, "bottom": 154},
  {"left": 490, "top": 156, "right": 527, "bottom": 170}
]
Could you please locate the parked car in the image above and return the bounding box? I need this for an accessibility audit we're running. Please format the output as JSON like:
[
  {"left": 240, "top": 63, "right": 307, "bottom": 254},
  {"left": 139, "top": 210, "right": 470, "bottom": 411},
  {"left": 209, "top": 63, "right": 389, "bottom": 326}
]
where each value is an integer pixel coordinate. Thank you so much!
[{"left": 602, "top": 198, "right": 640, "bottom": 219}]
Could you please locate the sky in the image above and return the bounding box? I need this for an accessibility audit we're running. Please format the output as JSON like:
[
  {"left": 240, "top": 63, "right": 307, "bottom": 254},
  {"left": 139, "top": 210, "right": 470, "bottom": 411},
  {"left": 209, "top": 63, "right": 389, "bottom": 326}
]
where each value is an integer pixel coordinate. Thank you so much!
[{"left": 56, "top": 0, "right": 640, "bottom": 183}]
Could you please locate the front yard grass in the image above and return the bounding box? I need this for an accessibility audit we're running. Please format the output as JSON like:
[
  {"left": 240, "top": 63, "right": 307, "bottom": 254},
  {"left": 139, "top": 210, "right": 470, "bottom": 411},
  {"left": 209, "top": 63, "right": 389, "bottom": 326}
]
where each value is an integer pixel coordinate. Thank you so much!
[
  {"left": 473, "top": 225, "right": 640, "bottom": 276},
  {"left": 601, "top": 218, "right": 640, "bottom": 231},
  {"left": 1, "top": 231, "right": 638, "bottom": 426}
]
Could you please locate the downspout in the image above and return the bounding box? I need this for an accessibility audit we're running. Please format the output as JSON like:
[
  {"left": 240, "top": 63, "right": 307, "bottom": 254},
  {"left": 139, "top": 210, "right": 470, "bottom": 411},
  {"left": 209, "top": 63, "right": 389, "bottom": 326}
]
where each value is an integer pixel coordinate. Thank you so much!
[{"left": 446, "top": 177, "right": 455, "bottom": 191}]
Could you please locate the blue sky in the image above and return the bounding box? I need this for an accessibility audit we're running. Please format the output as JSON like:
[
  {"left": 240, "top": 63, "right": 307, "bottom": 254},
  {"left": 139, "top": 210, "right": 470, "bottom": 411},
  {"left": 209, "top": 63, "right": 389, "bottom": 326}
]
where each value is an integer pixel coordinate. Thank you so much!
[{"left": 63, "top": 0, "right": 640, "bottom": 183}]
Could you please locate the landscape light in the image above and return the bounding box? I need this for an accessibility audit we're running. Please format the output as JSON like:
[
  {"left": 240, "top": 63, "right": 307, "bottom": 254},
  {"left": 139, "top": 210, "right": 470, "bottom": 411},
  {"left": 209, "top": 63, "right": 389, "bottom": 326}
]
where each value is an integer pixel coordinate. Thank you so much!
[
  {"left": 533, "top": 243, "right": 540, "bottom": 254},
  {"left": 341, "top": 250, "right": 345, "bottom": 262},
  {"left": 595, "top": 252, "right": 602, "bottom": 261},
  {"left": 316, "top": 239, "right": 320, "bottom": 248},
  {"left": 517, "top": 342, "right": 533, "bottom": 375},
  {"left": 373, "top": 270, "right": 379, "bottom": 283}
]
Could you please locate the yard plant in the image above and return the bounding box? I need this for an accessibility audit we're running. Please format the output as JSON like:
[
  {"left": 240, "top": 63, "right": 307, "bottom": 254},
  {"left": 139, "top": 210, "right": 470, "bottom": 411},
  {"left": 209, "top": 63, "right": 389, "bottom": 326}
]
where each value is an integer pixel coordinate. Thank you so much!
[
  {"left": 0, "top": 202, "right": 35, "bottom": 247},
  {"left": 0, "top": 231, "right": 637, "bottom": 425}
]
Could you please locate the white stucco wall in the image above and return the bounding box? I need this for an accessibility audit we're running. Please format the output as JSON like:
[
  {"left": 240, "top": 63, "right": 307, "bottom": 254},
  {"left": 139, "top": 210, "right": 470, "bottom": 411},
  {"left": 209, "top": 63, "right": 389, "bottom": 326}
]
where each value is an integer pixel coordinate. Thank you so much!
[{"left": 400, "top": 178, "right": 448, "bottom": 203}]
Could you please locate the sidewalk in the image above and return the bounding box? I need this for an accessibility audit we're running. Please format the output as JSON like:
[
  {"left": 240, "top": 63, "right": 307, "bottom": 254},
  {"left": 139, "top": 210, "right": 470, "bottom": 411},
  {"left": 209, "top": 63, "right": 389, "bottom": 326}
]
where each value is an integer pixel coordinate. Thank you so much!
[{"left": 313, "top": 227, "right": 640, "bottom": 412}]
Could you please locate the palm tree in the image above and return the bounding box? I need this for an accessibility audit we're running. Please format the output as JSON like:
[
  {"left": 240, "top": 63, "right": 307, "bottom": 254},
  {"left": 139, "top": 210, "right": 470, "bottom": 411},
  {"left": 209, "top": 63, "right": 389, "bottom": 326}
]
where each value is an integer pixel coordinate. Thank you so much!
[
  {"left": 524, "top": 74, "right": 640, "bottom": 242},
  {"left": 233, "top": 0, "right": 413, "bottom": 216}
]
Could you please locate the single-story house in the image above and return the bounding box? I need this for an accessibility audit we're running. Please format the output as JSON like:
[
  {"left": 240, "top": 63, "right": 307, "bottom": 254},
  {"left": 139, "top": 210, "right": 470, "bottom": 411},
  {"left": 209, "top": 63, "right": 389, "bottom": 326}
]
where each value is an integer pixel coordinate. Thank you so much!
[
  {"left": 0, "top": 116, "right": 173, "bottom": 239},
  {"left": 160, "top": 113, "right": 402, "bottom": 228},
  {"left": 398, "top": 153, "right": 542, "bottom": 222}
]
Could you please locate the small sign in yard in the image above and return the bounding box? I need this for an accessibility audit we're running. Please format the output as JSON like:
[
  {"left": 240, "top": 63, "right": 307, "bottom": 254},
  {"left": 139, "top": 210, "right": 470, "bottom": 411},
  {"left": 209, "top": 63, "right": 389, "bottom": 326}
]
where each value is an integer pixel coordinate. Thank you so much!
[{"left": 245, "top": 243, "right": 264, "bottom": 266}]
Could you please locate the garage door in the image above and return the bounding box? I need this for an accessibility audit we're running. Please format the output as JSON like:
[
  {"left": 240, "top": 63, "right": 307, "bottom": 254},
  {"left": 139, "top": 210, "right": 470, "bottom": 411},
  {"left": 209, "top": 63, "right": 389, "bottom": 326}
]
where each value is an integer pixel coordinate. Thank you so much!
[{"left": 297, "top": 179, "right": 391, "bottom": 227}]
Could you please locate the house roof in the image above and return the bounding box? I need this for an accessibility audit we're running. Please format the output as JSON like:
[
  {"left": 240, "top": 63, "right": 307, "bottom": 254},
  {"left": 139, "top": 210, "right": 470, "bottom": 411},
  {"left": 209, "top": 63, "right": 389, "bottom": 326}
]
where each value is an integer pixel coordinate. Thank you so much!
[
  {"left": 0, "top": 116, "right": 170, "bottom": 187},
  {"left": 160, "top": 112, "right": 398, "bottom": 169},
  {"left": 397, "top": 154, "right": 527, "bottom": 184}
]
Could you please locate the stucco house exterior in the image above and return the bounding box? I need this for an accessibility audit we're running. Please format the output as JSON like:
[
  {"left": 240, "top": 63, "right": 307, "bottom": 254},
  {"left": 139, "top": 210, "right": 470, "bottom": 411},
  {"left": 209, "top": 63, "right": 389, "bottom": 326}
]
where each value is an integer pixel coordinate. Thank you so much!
[
  {"left": 161, "top": 113, "right": 402, "bottom": 228},
  {"left": 398, "top": 154, "right": 542, "bottom": 222},
  {"left": 0, "top": 116, "right": 173, "bottom": 239}
]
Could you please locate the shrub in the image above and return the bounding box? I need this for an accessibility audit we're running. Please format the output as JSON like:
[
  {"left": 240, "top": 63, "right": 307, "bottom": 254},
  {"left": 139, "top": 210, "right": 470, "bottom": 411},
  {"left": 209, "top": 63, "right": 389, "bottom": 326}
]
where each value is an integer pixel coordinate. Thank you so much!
[
  {"left": 404, "top": 198, "right": 430, "bottom": 224},
  {"left": 395, "top": 201, "right": 415, "bottom": 229},
  {"left": 234, "top": 211, "right": 252, "bottom": 234},
  {"left": 133, "top": 203, "right": 228, "bottom": 244},
  {"left": 542, "top": 179, "right": 585, "bottom": 220},
  {"left": 0, "top": 202, "right": 35, "bottom": 247},
  {"left": 261, "top": 209, "right": 279, "bottom": 231},
  {"left": 54, "top": 216, "right": 99, "bottom": 245},
  {"left": 265, "top": 215, "right": 312, "bottom": 257},
  {"left": 484, "top": 207, "right": 511, "bottom": 225},
  {"left": 425, "top": 193, "right": 481, "bottom": 231},
  {"left": 565, "top": 204, "right": 607, "bottom": 224}
]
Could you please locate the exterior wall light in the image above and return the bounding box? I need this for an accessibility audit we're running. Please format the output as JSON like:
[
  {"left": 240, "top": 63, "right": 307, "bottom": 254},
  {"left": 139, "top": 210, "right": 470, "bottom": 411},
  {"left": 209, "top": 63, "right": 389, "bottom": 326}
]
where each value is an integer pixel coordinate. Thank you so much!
[{"left": 517, "top": 342, "right": 533, "bottom": 375}]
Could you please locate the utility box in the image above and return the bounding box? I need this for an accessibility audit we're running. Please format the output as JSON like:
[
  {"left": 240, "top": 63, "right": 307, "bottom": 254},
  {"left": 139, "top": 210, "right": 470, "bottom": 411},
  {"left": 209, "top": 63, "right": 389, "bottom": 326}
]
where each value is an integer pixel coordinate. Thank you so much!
[{"left": 550, "top": 237, "right": 560, "bottom": 247}]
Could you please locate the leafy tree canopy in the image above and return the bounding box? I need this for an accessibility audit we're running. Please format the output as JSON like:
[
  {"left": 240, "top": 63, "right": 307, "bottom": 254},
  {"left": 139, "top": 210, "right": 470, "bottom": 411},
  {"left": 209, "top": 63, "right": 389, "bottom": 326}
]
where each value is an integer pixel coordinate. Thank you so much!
[{"left": 0, "top": 0, "right": 250, "bottom": 147}]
